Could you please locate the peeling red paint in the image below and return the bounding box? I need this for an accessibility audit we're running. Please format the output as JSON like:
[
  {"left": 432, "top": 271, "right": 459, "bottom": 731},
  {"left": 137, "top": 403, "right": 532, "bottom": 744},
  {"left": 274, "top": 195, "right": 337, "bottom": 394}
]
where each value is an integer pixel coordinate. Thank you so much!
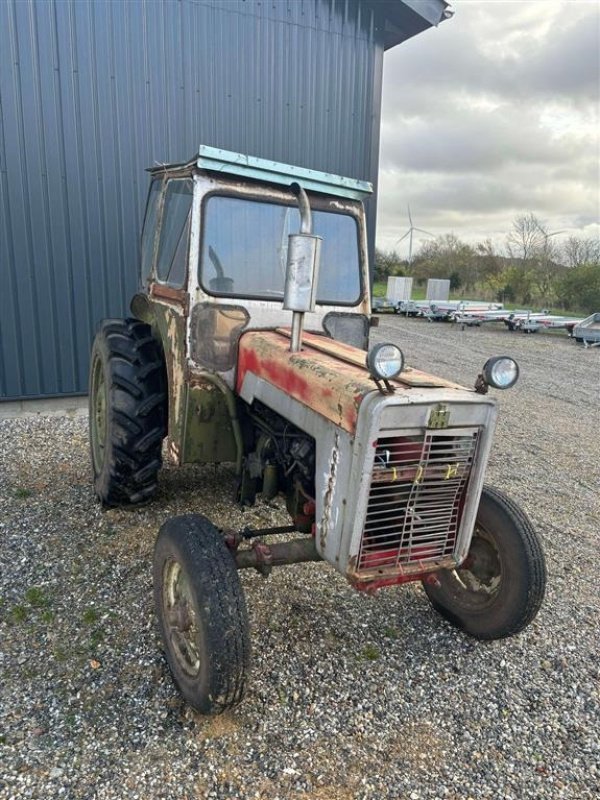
[{"left": 237, "top": 331, "right": 377, "bottom": 433}]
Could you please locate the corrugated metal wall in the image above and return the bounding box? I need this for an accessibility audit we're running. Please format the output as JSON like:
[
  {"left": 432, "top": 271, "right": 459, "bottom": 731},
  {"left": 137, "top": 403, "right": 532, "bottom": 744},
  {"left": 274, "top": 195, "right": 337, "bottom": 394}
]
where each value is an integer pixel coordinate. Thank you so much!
[{"left": 0, "top": 0, "right": 384, "bottom": 400}]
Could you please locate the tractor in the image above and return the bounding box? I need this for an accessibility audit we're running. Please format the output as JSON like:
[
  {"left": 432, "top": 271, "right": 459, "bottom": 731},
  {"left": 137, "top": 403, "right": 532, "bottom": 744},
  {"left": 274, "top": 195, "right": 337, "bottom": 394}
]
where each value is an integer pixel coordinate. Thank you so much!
[{"left": 89, "top": 146, "right": 546, "bottom": 714}]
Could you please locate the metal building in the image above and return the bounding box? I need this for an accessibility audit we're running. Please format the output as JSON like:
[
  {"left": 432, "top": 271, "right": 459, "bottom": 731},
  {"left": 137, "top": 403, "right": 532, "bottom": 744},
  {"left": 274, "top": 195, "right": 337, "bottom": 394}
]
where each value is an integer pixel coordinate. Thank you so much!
[{"left": 0, "top": 0, "right": 449, "bottom": 401}]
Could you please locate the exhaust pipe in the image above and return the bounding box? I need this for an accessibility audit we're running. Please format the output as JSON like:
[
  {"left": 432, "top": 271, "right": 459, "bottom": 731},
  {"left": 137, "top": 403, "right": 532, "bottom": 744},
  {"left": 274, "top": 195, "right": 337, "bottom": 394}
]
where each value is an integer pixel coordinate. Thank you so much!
[{"left": 283, "top": 183, "right": 322, "bottom": 353}]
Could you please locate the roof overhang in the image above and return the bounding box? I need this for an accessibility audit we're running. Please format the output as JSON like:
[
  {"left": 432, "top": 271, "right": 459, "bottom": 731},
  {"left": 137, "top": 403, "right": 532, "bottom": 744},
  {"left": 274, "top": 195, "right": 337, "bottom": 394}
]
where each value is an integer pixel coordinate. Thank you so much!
[{"left": 373, "top": 0, "right": 453, "bottom": 50}]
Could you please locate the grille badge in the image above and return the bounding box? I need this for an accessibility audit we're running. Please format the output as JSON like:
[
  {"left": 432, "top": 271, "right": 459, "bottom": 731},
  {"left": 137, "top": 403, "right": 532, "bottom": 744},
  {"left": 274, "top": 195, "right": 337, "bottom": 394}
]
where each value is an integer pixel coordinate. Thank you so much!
[{"left": 428, "top": 404, "right": 450, "bottom": 429}]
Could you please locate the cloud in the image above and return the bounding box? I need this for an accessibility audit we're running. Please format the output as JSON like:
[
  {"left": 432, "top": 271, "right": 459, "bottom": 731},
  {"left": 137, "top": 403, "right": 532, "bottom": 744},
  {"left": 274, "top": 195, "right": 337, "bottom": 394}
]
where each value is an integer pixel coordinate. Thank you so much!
[
  {"left": 381, "top": 106, "right": 583, "bottom": 173},
  {"left": 376, "top": 0, "right": 600, "bottom": 252}
]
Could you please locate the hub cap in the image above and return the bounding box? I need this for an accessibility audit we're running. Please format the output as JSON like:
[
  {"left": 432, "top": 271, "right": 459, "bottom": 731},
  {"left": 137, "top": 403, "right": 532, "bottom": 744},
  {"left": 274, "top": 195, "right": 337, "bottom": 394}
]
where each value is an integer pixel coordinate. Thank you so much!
[
  {"left": 163, "top": 560, "right": 201, "bottom": 676},
  {"left": 448, "top": 526, "right": 502, "bottom": 608},
  {"left": 90, "top": 356, "right": 107, "bottom": 473}
]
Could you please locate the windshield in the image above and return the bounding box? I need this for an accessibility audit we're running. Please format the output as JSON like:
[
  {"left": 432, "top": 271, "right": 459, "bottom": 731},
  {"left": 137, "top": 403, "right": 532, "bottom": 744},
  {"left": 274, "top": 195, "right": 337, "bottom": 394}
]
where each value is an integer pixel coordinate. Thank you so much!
[{"left": 200, "top": 195, "right": 362, "bottom": 304}]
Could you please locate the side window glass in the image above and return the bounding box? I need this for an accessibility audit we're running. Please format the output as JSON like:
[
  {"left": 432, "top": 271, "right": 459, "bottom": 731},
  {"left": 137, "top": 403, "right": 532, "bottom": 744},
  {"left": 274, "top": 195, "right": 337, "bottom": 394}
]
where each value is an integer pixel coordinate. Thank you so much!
[
  {"left": 156, "top": 179, "right": 193, "bottom": 286},
  {"left": 141, "top": 180, "right": 162, "bottom": 286},
  {"left": 168, "top": 214, "right": 191, "bottom": 287}
]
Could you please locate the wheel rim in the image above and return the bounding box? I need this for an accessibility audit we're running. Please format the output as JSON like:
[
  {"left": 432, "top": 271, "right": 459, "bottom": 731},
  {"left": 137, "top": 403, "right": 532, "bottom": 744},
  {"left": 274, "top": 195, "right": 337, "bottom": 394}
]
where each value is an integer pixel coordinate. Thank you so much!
[
  {"left": 446, "top": 525, "right": 502, "bottom": 609},
  {"left": 90, "top": 355, "right": 107, "bottom": 473},
  {"left": 163, "top": 559, "right": 201, "bottom": 677}
]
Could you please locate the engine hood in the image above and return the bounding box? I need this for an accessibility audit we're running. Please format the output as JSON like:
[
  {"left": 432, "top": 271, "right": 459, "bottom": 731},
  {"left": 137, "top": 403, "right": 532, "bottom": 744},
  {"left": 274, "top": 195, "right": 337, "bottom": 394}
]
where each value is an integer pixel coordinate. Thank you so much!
[{"left": 236, "top": 329, "right": 466, "bottom": 434}]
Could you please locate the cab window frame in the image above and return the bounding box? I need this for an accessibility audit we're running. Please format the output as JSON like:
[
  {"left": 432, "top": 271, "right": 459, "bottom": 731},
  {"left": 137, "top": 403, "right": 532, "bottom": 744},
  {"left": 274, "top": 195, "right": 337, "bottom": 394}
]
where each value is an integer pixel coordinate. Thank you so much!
[
  {"left": 198, "top": 189, "right": 365, "bottom": 307},
  {"left": 155, "top": 178, "right": 194, "bottom": 289}
]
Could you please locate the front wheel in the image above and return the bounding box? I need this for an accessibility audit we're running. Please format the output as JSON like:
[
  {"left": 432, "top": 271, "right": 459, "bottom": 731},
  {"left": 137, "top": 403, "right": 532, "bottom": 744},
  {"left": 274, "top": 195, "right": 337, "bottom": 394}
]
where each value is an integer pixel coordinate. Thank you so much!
[
  {"left": 154, "top": 514, "right": 250, "bottom": 714},
  {"left": 423, "top": 486, "right": 546, "bottom": 640}
]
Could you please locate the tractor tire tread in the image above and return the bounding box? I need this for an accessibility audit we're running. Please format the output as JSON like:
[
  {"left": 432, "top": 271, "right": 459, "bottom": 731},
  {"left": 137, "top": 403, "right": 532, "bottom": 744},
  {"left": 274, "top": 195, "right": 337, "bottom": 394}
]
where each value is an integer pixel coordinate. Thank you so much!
[
  {"left": 423, "top": 485, "right": 546, "bottom": 640},
  {"left": 89, "top": 318, "right": 167, "bottom": 506},
  {"left": 154, "top": 515, "right": 250, "bottom": 714}
]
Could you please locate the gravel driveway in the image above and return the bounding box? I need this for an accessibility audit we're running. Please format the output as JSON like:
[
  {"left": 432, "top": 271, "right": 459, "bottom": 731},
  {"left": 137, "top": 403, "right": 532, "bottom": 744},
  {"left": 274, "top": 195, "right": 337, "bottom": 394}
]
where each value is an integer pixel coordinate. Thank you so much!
[{"left": 1, "top": 318, "right": 598, "bottom": 800}]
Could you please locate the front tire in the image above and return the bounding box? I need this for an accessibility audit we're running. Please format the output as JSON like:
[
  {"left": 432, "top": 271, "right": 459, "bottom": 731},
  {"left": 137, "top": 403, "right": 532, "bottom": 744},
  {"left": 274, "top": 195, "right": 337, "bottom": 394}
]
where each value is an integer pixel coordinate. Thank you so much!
[
  {"left": 89, "top": 318, "right": 167, "bottom": 506},
  {"left": 423, "top": 486, "right": 546, "bottom": 640},
  {"left": 153, "top": 514, "right": 250, "bottom": 715}
]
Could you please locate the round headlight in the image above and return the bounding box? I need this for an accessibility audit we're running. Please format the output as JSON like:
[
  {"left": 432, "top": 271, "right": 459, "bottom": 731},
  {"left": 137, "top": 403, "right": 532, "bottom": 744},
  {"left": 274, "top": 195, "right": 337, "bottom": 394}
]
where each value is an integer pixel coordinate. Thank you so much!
[
  {"left": 482, "top": 356, "right": 519, "bottom": 389},
  {"left": 366, "top": 343, "right": 404, "bottom": 381}
]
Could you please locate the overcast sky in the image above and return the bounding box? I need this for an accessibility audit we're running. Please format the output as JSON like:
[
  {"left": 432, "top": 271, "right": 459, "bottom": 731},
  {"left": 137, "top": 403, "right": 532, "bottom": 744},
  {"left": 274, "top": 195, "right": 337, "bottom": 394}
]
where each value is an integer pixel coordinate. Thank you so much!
[{"left": 376, "top": 0, "right": 600, "bottom": 257}]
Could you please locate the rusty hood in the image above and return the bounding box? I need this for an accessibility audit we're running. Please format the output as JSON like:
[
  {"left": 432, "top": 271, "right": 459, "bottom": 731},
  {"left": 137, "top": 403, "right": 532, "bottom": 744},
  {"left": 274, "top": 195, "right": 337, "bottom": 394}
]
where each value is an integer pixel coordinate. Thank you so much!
[{"left": 236, "top": 329, "right": 465, "bottom": 434}]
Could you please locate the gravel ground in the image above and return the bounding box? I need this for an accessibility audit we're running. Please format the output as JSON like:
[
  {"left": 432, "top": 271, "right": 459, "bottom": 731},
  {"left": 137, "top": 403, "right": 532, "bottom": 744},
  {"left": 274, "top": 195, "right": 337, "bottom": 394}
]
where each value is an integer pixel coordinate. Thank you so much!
[{"left": 1, "top": 318, "right": 599, "bottom": 800}]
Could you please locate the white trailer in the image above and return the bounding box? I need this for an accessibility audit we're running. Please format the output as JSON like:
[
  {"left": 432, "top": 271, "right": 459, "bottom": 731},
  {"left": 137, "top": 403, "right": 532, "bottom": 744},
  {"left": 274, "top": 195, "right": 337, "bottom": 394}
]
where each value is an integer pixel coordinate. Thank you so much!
[
  {"left": 426, "top": 279, "right": 450, "bottom": 302},
  {"left": 387, "top": 276, "right": 413, "bottom": 304}
]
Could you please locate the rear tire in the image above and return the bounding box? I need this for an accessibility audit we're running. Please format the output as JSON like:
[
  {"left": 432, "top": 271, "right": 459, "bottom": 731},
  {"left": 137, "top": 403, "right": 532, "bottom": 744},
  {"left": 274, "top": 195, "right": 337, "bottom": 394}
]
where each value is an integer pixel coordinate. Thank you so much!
[
  {"left": 154, "top": 514, "right": 250, "bottom": 714},
  {"left": 423, "top": 486, "right": 546, "bottom": 640},
  {"left": 89, "top": 318, "right": 167, "bottom": 506}
]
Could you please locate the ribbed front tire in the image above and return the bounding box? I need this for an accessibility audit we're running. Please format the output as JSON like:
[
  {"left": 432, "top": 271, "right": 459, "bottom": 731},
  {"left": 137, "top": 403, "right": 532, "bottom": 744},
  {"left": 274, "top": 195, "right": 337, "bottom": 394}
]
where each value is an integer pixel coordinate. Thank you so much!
[{"left": 89, "top": 318, "right": 167, "bottom": 506}]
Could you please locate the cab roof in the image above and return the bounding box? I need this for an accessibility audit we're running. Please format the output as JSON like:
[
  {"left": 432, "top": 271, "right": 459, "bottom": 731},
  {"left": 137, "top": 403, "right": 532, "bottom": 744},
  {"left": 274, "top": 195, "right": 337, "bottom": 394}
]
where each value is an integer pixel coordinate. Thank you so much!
[{"left": 147, "top": 145, "right": 373, "bottom": 201}]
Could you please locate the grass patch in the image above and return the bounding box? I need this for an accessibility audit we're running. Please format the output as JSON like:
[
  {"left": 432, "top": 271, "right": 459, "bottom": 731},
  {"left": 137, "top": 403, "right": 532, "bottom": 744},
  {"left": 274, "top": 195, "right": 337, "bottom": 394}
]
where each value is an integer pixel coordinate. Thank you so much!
[
  {"left": 10, "top": 605, "right": 28, "bottom": 623},
  {"left": 383, "top": 626, "right": 399, "bottom": 640},
  {"left": 362, "top": 644, "right": 380, "bottom": 661},
  {"left": 25, "top": 586, "right": 50, "bottom": 608},
  {"left": 40, "top": 609, "right": 55, "bottom": 624},
  {"left": 53, "top": 645, "right": 69, "bottom": 662},
  {"left": 82, "top": 608, "right": 100, "bottom": 625},
  {"left": 89, "top": 628, "right": 105, "bottom": 648},
  {"left": 13, "top": 487, "right": 33, "bottom": 499}
]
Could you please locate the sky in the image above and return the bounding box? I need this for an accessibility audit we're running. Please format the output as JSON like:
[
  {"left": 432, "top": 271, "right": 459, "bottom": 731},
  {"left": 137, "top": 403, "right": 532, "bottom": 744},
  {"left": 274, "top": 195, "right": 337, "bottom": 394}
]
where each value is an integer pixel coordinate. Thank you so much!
[{"left": 376, "top": 0, "right": 600, "bottom": 258}]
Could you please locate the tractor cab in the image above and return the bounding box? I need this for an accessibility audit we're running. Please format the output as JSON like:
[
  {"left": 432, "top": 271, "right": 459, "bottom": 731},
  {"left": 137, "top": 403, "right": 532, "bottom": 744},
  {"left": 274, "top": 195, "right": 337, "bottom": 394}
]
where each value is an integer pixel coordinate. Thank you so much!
[{"left": 131, "top": 146, "right": 374, "bottom": 467}]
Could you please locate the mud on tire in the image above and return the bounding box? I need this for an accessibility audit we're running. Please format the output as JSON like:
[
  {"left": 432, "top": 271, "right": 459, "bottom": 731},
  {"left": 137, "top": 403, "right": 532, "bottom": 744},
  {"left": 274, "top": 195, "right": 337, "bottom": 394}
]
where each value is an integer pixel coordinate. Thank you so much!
[{"left": 89, "top": 318, "right": 167, "bottom": 506}]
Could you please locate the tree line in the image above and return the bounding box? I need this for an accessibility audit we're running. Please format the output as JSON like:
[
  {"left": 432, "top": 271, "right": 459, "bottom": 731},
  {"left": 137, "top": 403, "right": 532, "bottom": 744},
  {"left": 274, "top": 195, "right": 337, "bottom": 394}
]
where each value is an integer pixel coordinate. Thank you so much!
[{"left": 375, "top": 213, "right": 600, "bottom": 314}]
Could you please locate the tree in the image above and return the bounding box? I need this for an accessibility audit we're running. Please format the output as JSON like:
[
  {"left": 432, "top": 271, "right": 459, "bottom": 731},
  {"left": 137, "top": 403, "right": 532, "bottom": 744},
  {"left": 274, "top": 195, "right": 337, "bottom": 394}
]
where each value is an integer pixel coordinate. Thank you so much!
[
  {"left": 506, "top": 213, "right": 563, "bottom": 306},
  {"left": 558, "top": 262, "right": 600, "bottom": 314},
  {"left": 373, "top": 248, "right": 405, "bottom": 283},
  {"left": 412, "top": 234, "right": 476, "bottom": 291},
  {"left": 561, "top": 235, "right": 600, "bottom": 268},
  {"left": 506, "top": 213, "right": 548, "bottom": 261}
]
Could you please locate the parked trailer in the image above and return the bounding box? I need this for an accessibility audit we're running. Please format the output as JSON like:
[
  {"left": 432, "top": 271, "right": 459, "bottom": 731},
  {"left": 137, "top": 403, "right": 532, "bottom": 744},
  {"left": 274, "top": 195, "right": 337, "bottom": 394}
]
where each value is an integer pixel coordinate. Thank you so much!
[
  {"left": 453, "top": 310, "right": 530, "bottom": 327},
  {"left": 372, "top": 276, "right": 414, "bottom": 313},
  {"left": 426, "top": 278, "right": 450, "bottom": 302},
  {"left": 454, "top": 309, "right": 585, "bottom": 334},
  {"left": 572, "top": 312, "right": 600, "bottom": 345},
  {"left": 426, "top": 301, "right": 503, "bottom": 322},
  {"left": 396, "top": 299, "right": 503, "bottom": 320},
  {"left": 504, "top": 313, "right": 585, "bottom": 334}
]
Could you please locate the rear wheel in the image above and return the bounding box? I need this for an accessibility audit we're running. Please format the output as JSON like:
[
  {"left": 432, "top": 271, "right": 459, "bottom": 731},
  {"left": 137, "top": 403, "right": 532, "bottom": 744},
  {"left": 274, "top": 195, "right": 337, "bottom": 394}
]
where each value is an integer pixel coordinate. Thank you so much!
[
  {"left": 154, "top": 514, "right": 250, "bottom": 714},
  {"left": 423, "top": 486, "right": 546, "bottom": 640},
  {"left": 89, "top": 318, "right": 167, "bottom": 505}
]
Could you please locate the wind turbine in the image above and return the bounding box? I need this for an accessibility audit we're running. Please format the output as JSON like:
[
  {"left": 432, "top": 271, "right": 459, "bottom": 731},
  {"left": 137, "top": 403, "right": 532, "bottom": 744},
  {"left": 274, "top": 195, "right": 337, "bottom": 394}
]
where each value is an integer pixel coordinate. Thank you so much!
[
  {"left": 395, "top": 205, "right": 435, "bottom": 265},
  {"left": 534, "top": 220, "right": 566, "bottom": 249}
]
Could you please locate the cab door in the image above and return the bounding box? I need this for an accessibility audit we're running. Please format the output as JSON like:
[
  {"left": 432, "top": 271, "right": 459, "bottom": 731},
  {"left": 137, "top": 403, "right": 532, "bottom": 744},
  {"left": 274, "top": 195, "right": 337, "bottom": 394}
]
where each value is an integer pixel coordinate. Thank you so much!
[{"left": 145, "top": 178, "right": 193, "bottom": 464}]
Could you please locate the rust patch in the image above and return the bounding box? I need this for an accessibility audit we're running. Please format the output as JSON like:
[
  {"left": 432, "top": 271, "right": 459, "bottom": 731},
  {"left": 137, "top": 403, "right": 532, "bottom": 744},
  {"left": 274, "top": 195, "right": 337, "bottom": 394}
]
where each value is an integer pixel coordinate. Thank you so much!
[
  {"left": 237, "top": 331, "right": 377, "bottom": 433},
  {"left": 276, "top": 328, "right": 466, "bottom": 389},
  {"left": 320, "top": 430, "right": 340, "bottom": 551},
  {"left": 346, "top": 554, "right": 457, "bottom": 593},
  {"left": 150, "top": 282, "right": 189, "bottom": 313}
]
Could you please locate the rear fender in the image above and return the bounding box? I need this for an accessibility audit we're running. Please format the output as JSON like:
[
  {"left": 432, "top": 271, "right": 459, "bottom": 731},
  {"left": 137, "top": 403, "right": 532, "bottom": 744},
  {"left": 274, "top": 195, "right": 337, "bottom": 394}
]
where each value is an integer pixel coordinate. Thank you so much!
[
  {"left": 130, "top": 293, "right": 240, "bottom": 467},
  {"left": 131, "top": 293, "right": 187, "bottom": 463}
]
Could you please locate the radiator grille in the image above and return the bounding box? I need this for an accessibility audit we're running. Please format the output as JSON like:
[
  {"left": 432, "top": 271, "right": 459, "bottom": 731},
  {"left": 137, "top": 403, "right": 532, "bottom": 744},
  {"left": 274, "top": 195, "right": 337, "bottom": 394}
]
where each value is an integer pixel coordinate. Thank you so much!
[{"left": 357, "top": 429, "right": 479, "bottom": 572}]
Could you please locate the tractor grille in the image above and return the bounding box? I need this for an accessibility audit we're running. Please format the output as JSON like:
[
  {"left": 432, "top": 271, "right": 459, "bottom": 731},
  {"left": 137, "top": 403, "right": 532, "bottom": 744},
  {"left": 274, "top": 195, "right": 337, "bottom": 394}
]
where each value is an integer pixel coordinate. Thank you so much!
[{"left": 357, "top": 429, "right": 479, "bottom": 572}]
